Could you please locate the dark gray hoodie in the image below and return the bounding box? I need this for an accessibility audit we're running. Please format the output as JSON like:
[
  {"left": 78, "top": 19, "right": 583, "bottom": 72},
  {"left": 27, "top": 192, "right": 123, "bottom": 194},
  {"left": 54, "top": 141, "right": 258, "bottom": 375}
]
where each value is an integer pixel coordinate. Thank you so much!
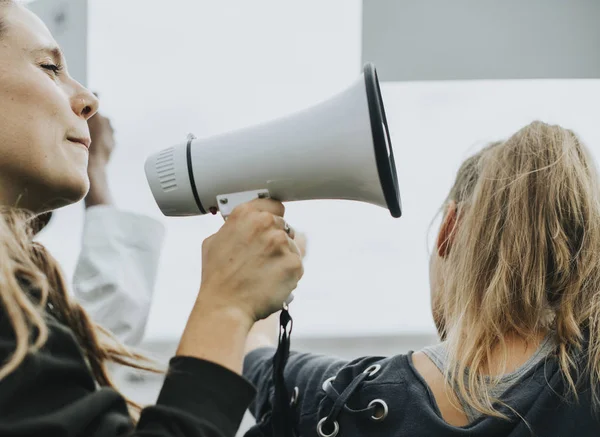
[{"left": 244, "top": 345, "right": 599, "bottom": 437}]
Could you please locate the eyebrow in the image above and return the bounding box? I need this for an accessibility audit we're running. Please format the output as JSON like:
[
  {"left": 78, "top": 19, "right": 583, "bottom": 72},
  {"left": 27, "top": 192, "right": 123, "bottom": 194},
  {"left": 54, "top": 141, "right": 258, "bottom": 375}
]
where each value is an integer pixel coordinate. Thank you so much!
[{"left": 31, "top": 46, "right": 64, "bottom": 64}]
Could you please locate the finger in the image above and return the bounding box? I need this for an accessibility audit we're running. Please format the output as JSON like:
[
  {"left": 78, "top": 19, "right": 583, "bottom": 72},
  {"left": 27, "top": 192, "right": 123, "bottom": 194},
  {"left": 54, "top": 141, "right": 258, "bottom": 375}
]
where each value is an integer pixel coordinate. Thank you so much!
[
  {"left": 287, "top": 237, "right": 302, "bottom": 258},
  {"left": 294, "top": 232, "right": 307, "bottom": 258},
  {"left": 272, "top": 216, "right": 295, "bottom": 240},
  {"left": 247, "top": 198, "right": 285, "bottom": 217}
]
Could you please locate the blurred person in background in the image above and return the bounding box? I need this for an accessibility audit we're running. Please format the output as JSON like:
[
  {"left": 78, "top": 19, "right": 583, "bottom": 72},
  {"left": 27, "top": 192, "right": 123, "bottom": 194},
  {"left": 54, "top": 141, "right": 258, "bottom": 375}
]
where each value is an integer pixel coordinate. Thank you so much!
[
  {"left": 32, "top": 110, "right": 165, "bottom": 347},
  {"left": 0, "top": 1, "right": 303, "bottom": 436},
  {"left": 245, "top": 122, "right": 600, "bottom": 437}
]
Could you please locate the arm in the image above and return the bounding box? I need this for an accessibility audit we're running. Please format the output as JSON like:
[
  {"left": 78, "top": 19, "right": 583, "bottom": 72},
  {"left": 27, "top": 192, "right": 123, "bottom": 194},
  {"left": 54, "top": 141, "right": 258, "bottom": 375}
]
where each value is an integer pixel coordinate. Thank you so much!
[
  {"left": 84, "top": 165, "right": 113, "bottom": 207},
  {"left": 1, "top": 199, "right": 301, "bottom": 436},
  {"left": 0, "top": 312, "right": 254, "bottom": 437},
  {"left": 73, "top": 112, "right": 164, "bottom": 346},
  {"left": 72, "top": 206, "right": 165, "bottom": 345},
  {"left": 177, "top": 294, "right": 255, "bottom": 375},
  {"left": 243, "top": 346, "right": 348, "bottom": 422},
  {"left": 245, "top": 312, "right": 279, "bottom": 355},
  {"left": 84, "top": 110, "right": 115, "bottom": 209}
]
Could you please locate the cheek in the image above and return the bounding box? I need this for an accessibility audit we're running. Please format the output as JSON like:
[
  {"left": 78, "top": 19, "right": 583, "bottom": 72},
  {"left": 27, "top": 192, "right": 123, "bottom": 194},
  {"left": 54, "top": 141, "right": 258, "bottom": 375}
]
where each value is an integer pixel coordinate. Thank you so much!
[
  {"left": 0, "top": 66, "right": 74, "bottom": 156},
  {"left": 0, "top": 114, "right": 68, "bottom": 179},
  {"left": 0, "top": 68, "right": 88, "bottom": 206},
  {"left": 0, "top": 66, "right": 69, "bottom": 141}
]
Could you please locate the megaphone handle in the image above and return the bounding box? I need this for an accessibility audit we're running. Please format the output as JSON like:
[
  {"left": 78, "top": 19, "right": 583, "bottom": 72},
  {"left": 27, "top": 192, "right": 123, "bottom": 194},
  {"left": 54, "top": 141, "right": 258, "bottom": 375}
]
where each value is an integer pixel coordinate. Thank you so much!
[{"left": 216, "top": 189, "right": 295, "bottom": 307}]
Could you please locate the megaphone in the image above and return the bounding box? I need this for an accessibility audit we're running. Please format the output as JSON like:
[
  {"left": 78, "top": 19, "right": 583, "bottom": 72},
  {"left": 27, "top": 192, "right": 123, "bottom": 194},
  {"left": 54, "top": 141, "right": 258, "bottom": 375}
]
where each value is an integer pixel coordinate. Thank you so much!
[{"left": 145, "top": 63, "right": 401, "bottom": 219}]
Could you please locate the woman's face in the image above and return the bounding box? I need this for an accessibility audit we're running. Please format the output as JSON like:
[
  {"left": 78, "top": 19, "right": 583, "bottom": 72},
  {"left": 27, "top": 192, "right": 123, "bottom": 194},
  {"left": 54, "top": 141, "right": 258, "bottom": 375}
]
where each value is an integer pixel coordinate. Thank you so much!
[{"left": 0, "top": 4, "right": 99, "bottom": 213}]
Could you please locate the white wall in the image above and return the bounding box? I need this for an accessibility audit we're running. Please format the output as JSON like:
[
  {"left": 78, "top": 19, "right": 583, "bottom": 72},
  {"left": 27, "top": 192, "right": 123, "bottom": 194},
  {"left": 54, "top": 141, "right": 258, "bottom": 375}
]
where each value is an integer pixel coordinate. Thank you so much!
[{"left": 362, "top": 0, "right": 600, "bottom": 81}]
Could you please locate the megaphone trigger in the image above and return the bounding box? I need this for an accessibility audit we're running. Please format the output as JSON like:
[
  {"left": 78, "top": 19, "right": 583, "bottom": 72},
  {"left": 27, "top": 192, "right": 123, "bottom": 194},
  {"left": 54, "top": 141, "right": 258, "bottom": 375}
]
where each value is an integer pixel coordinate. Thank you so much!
[{"left": 216, "top": 189, "right": 271, "bottom": 219}]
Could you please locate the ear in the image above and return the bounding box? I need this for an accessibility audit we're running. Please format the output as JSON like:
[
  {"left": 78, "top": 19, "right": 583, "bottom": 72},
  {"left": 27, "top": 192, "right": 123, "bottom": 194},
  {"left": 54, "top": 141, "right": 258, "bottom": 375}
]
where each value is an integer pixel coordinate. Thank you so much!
[{"left": 436, "top": 201, "right": 458, "bottom": 258}]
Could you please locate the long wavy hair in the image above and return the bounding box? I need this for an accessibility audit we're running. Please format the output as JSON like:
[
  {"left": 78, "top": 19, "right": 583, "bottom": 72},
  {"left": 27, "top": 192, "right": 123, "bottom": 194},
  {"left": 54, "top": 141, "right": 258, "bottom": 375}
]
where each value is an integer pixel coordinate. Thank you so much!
[
  {"left": 0, "top": 209, "right": 158, "bottom": 413},
  {"left": 438, "top": 121, "right": 600, "bottom": 418}
]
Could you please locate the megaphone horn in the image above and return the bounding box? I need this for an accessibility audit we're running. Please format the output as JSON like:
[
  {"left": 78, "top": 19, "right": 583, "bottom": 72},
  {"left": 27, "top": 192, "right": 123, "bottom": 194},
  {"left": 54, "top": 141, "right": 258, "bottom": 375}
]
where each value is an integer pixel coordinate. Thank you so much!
[{"left": 145, "top": 63, "right": 402, "bottom": 219}]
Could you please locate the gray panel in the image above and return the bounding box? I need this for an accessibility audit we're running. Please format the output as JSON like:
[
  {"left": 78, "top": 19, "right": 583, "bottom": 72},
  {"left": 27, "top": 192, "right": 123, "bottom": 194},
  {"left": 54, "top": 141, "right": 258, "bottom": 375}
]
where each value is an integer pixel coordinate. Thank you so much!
[
  {"left": 362, "top": 0, "right": 600, "bottom": 81},
  {"left": 28, "top": 0, "right": 88, "bottom": 86}
]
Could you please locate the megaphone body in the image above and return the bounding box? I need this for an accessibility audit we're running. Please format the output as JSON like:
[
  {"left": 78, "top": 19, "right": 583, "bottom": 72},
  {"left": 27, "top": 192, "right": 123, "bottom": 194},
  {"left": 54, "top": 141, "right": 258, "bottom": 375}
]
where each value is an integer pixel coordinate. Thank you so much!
[{"left": 145, "top": 63, "right": 401, "bottom": 219}]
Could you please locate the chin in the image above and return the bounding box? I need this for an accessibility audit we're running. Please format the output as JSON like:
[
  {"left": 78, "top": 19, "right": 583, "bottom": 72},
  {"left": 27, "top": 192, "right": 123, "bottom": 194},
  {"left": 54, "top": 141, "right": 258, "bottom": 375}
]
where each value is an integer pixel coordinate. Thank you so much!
[{"left": 35, "top": 176, "right": 89, "bottom": 212}]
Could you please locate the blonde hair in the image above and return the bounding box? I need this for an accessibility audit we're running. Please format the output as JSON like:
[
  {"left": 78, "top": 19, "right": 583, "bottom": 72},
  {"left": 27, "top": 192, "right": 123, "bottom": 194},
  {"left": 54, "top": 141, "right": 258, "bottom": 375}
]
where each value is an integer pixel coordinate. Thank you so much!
[
  {"left": 439, "top": 121, "right": 600, "bottom": 418},
  {"left": 0, "top": 209, "right": 158, "bottom": 414}
]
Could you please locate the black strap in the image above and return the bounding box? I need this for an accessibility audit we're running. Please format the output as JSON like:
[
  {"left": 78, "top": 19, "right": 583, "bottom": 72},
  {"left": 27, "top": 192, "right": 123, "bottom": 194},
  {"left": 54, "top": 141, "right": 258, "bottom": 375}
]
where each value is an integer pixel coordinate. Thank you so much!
[
  {"left": 243, "top": 308, "right": 298, "bottom": 437},
  {"left": 270, "top": 308, "right": 298, "bottom": 437}
]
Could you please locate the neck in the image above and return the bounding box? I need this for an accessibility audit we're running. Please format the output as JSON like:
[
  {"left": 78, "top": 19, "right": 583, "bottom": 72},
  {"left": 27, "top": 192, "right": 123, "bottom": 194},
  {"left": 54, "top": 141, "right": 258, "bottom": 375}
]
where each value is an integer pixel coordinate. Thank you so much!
[
  {"left": 0, "top": 178, "right": 59, "bottom": 214},
  {"left": 482, "top": 331, "right": 548, "bottom": 375}
]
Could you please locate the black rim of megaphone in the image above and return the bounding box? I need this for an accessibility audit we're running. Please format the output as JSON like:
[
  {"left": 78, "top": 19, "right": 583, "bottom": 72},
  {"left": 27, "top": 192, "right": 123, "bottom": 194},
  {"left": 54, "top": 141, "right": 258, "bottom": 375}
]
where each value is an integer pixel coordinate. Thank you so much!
[{"left": 363, "top": 63, "right": 402, "bottom": 218}]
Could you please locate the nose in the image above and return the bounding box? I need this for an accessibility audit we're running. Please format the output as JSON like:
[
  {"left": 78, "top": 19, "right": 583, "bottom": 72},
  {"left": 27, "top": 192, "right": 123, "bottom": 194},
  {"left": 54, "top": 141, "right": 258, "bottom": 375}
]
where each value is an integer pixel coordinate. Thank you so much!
[{"left": 70, "top": 83, "right": 99, "bottom": 121}]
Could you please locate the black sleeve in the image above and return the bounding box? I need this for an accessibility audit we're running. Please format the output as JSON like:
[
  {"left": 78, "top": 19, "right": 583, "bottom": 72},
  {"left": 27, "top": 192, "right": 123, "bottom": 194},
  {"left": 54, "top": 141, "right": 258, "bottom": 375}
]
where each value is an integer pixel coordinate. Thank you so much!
[
  {"left": 243, "top": 347, "right": 348, "bottom": 420},
  {"left": 0, "top": 313, "right": 256, "bottom": 437},
  {"left": 138, "top": 356, "right": 256, "bottom": 436}
]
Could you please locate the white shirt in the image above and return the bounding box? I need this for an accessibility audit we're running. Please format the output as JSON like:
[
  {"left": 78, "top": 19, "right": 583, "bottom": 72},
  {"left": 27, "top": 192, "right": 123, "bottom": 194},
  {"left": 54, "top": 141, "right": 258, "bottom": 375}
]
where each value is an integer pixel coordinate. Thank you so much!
[{"left": 72, "top": 206, "right": 165, "bottom": 346}]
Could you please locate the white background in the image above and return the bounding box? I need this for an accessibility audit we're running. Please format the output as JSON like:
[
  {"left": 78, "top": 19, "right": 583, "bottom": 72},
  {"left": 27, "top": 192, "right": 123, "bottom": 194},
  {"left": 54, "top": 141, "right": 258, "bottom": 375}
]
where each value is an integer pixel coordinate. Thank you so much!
[{"left": 35, "top": 1, "right": 600, "bottom": 343}]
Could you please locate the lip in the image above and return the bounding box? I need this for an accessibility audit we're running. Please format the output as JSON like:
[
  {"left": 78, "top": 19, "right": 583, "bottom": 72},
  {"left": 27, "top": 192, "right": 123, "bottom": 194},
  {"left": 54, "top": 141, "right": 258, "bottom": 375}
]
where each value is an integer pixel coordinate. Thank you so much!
[{"left": 67, "top": 137, "right": 91, "bottom": 149}]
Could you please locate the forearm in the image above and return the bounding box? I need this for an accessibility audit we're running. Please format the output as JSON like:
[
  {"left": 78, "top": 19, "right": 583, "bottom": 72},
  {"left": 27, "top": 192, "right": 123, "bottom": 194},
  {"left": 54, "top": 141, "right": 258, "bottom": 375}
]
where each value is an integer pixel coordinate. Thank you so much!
[
  {"left": 177, "top": 293, "right": 254, "bottom": 375},
  {"left": 245, "top": 312, "right": 279, "bottom": 355},
  {"left": 84, "top": 166, "right": 113, "bottom": 208}
]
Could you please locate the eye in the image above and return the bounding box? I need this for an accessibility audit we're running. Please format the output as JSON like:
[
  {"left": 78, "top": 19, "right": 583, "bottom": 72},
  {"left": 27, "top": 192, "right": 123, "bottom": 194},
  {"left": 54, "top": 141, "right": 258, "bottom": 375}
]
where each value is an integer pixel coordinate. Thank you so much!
[{"left": 40, "top": 63, "right": 63, "bottom": 76}]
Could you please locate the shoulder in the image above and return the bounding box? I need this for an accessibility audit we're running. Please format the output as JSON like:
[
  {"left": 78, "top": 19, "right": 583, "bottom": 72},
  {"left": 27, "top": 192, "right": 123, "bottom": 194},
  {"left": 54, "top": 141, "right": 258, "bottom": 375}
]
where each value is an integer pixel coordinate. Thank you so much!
[
  {"left": 297, "top": 352, "right": 440, "bottom": 436},
  {"left": 325, "top": 353, "right": 413, "bottom": 390}
]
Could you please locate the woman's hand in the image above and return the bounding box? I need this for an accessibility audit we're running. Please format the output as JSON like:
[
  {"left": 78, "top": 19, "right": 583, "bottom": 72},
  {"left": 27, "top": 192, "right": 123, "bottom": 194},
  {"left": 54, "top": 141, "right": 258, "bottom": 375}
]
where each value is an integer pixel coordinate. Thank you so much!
[
  {"left": 198, "top": 198, "right": 303, "bottom": 322},
  {"left": 244, "top": 230, "right": 308, "bottom": 354},
  {"left": 176, "top": 198, "right": 304, "bottom": 374},
  {"left": 87, "top": 111, "right": 116, "bottom": 169},
  {"left": 85, "top": 111, "right": 115, "bottom": 207}
]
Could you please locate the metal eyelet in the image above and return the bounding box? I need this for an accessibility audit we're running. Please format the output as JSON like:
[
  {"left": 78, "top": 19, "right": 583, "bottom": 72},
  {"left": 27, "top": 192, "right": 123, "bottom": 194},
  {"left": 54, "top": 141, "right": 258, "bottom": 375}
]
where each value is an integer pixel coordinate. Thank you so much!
[
  {"left": 368, "top": 399, "right": 389, "bottom": 422},
  {"left": 363, "top": 364, "right": 381, "bottom": 377},
  {"left": 290, "top": 386, "right": 299, "bottom": 406},
  {"left": 322, "top": 376, "right": 336, "bottom": 391},
  {"left": 317, "top": 417, "right": 339, "bottom": 437}
]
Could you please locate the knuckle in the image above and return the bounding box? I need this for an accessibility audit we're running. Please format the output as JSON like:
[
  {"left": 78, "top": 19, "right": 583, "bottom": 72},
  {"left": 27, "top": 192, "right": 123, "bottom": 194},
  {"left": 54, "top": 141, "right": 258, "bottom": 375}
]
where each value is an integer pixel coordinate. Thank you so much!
[
  {"left": 256, "top": 211, "right": 275, "bottom": 230},
  {"left": 203, "top": 233, "right": 215, "bottom": 245},
  {"left": 230, "top": 203, "right": 252, "bottom": 220},
  {"left": 287, "top": 256, "right": 303, "bottom": 275},
  {"left": 269, "top": 230, "right": 288, "bottom": 247},
  {"left": 201, "top": 235, "right": 214, "bottom": 253},
  {"left": 296, "top": 265, "right": 305, "bottom": 281}
]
